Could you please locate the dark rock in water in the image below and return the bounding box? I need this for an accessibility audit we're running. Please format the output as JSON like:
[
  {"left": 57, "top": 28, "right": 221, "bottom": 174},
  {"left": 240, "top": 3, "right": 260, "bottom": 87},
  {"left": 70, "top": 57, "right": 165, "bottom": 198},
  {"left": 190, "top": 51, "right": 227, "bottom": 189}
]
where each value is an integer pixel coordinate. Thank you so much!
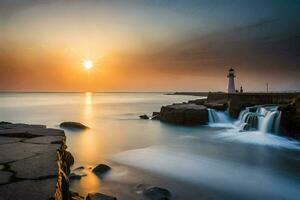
[
  {"left": 159, "top": 103, "right": 208, "bottom": 125},
  {"left": 92, "top": 164, "right": 111, "bottom": 175},
  {"left": 143, "top": 186, "right": 171, "bottom": 200},
  {"left": 60, "top": 122, "right": 89, "bottom": 130},
  {"left": 139, "top": 114, "right": 149, "bottom": 120},
  {"left": 86, "top": 193, "right": 117, "bottom": 200},
  {"left": 279, "top": 96, "right": 300, "bottom": 138}
]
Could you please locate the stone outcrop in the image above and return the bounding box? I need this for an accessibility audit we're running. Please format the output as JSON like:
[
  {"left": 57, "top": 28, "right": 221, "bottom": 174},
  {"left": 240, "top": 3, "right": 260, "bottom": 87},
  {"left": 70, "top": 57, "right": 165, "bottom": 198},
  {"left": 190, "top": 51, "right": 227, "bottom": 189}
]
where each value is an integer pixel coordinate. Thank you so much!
[
  {"left": 159, "top": 103, "right": 208, "bottom": 125},
  {"left": 0, "top": 122, "right": 74, "bottom": 200},
  {"left": 279, "top": 96, "right": 300, "bottom": 138},
  {"left": 60, "top": 122, "right": 89, "bottom": 130}
]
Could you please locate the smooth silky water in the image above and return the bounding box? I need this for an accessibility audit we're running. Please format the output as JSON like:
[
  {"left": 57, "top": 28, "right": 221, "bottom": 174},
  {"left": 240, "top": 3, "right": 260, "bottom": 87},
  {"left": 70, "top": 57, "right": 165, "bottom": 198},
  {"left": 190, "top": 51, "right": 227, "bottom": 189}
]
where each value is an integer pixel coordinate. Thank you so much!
[{"left": 1, "top": 93, "right": 300, "bottom": 200}]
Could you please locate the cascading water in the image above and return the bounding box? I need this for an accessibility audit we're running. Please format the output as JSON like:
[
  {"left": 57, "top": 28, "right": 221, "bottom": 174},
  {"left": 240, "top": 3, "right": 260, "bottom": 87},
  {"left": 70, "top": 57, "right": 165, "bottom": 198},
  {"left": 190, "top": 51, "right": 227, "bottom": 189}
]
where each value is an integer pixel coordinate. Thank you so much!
[
  {"left": 207, "top": 109, "right": 231, "bottom": 124},
  {"left": 208, "top": 105, "right": 282, "bottom": 134},
  {"left": 237, "top": 105, "right": 282, "bottom": 134}
]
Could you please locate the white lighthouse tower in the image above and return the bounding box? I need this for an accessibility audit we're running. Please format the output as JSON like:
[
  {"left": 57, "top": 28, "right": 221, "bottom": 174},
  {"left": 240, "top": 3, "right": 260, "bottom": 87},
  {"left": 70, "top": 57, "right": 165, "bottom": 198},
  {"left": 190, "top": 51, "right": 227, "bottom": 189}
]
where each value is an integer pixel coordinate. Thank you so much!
[{"left": 227, "top": 68, "right": 236, "bottom": 93}]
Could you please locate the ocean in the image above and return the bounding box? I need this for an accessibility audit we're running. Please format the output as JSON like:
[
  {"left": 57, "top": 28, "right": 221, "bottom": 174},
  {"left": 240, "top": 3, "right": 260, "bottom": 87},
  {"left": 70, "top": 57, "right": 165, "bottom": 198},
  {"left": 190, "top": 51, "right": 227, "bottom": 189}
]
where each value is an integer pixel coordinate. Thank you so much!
[{"left": 0, "top": 92, "right": 300, "bottom": 200}]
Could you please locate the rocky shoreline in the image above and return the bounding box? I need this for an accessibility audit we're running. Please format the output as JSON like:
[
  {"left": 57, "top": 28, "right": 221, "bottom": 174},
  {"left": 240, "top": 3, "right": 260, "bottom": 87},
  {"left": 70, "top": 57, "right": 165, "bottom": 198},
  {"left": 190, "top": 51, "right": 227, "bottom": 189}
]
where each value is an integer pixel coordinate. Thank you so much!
[
  {"left": 149, "top": 92, "right": 300, "bottom": 139},
  {"left": 0, "top": 122, "right": 74, "bottom": 200}
]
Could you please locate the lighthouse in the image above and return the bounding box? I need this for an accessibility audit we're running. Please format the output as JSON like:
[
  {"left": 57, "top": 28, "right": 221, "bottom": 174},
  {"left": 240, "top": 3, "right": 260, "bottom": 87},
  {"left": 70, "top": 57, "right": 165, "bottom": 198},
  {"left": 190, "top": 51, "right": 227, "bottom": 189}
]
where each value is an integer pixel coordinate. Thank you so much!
[{"left": 227, "top": 68, "right": 236, "bottom": 93}]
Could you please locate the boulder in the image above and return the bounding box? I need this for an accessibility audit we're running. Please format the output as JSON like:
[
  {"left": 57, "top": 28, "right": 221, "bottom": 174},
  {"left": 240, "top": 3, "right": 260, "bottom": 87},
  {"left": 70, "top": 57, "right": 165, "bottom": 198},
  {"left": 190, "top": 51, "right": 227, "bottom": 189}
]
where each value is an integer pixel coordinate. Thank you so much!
[
  {"left": 143, "top": 186, "right": 171, "bottom": 200},
  {"left": 279, "top": 96, "right": 300, "bottom": 138},
  {"left": 159, "top": 103, "right": 208, "bottom": 125},
  {"left": 92, "top": 164, "right": 111, "bottom": 175},
  {"left": 60, "top": 122, "right": 89, "bottom": 130},
  {"left": 86, "top": 193, "right": 116, "bottom": 200},
  {"left": 139, "top": 114, "right": 149, "bottom": 120}
]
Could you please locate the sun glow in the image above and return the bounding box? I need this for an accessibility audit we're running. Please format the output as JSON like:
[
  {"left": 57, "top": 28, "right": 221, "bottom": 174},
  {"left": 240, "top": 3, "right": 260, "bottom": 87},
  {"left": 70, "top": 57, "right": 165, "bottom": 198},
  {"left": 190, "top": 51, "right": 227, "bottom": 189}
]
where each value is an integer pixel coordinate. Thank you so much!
[{"left": 83, "top": 60, "right": 93, "bottom": 70}]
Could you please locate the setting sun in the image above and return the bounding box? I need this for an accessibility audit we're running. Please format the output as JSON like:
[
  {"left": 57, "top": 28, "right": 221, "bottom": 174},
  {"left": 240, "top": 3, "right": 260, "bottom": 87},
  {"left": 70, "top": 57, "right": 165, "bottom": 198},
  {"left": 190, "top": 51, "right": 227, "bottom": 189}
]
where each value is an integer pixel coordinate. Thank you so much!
[{"left": 83, "top": 60, "right": 93, "bottom": 70}]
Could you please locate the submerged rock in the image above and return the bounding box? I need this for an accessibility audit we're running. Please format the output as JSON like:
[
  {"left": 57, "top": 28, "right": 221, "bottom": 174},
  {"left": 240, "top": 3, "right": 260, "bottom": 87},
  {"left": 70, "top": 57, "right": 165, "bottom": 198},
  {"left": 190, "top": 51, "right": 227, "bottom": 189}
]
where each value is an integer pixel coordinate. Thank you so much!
[
  {"left": 139, "top": 114, "right": 149, "bottom": 120},
  {"left": 86, "top": 193, "right": 117, "bottom": 200},
  {"left": 60, "top": 122, "right": 89, "bottom": 130},
  {"left": 92, "top": 164, "right": 111, "bottom": 175},
  {"left": 159, "top": 103, "right": 208, "bottom": 125},
  {"left": 143, "top": 186, "right": 171, "bottom": 200}
]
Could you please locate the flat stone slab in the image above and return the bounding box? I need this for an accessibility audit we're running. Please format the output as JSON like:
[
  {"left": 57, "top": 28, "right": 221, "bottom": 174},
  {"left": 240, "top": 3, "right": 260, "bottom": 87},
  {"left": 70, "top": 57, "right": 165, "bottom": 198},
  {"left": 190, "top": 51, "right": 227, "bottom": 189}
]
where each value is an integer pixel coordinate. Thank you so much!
[
  {"left": 0, "top": 178, "right": 57, "bottom": 200},
  {"left": 10, "top": 152, "right": 58, "bottom": 179},
  {"left": 23, "top": 136, "right": 64, "bottom": 144},
  {"left": 0, "top": 137, "right": 22, "bottom": 145},
  {"left": 0, "top": 123, "right": 64, "bottom": 138},
  {"left": 0, "top": 142, "right": 60, "bottom": 163},
  {"left": 0, "top": 171, "right": 12, "bottom": 185},
  {"left": 0, "top": 122, "right": 66, "bottom": 200}
]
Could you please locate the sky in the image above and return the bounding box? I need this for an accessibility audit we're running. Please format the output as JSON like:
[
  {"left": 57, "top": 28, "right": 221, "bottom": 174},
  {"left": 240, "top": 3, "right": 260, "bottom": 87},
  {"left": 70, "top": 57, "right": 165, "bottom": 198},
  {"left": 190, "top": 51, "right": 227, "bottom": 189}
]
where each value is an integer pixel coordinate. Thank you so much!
[{"left": 1, "top": 0, "right": 300, "bottom": 92}]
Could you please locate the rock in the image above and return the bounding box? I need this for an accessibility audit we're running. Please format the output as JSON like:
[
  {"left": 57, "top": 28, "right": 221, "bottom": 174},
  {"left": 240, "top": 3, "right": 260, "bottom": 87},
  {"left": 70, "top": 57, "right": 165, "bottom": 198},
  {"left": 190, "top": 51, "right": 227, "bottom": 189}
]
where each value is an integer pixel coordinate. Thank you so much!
[
  {"left": 159, "top": 103, "right": 208, "bottom": 125},
  {"left": 86, "top": 193, "right": 117, "bottom": 200},
  {"left": 139, "top": 114, "right": 149, "bottom": 120},
  {"left": 60, "top": 122, "right": 89, "bottom": 130},
  {"left": 143, "top": 186, "right": 171, "bottom": 200},
  {"left": 279, "top": 96, "right": 300, "bottom": 138},
  {"left": 0, "top": 178, "right": 57, "bottom": 200},
  {"left": 151, "top": 112, "right": 160, "bottom": 120},
  {"left": 23, "top": 136, "right": 65, "bottom": 144},
  {"left": 92, "top": 164, "right": 111, "bottom": 175},
  {"left": 0, "top": 170, "right": 13, "bottom": 184},
  {"left": 10, "top": 151, "right": 58, "bottom": 179}
]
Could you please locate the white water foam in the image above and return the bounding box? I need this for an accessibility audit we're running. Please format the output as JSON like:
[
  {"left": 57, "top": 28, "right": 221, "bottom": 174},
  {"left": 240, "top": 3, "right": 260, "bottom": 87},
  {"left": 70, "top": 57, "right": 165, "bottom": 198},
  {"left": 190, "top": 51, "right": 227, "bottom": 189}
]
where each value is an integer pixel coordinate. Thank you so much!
[{"left": 112, "top": 146, "right": 300, "bottom": 200}]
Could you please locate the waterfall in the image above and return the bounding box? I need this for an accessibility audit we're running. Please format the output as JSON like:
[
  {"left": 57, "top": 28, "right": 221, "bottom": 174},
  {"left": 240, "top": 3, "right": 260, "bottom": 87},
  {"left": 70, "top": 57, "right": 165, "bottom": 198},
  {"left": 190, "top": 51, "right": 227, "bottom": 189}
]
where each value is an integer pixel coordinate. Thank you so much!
[
  {"left": 207, "top": 106, "right": 282, "bottom": 134},
  {"left": 208, "top": 109, "right": 231, "bottom": 124},
  {"left": 237, "top": 106, "right": 282, "bottom": 134}
]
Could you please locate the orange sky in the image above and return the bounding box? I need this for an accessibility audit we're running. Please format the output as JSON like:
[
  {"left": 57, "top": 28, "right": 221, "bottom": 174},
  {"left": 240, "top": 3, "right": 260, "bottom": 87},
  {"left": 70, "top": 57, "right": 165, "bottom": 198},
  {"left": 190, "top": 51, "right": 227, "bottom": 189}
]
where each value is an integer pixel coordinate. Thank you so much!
[{"left": 1, "top": 0, "right": 299, "bottom": 92}]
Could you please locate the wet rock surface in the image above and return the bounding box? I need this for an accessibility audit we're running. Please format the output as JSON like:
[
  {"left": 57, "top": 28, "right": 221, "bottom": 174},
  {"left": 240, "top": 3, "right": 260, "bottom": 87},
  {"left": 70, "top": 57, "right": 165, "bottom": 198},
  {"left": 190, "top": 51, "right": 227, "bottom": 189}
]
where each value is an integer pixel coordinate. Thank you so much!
[
  {"left": 0, "top": 122, "right": 73, "bottom": 200},
  {"left": 159, "top": 103, "right": 208, "bottom": 125}
]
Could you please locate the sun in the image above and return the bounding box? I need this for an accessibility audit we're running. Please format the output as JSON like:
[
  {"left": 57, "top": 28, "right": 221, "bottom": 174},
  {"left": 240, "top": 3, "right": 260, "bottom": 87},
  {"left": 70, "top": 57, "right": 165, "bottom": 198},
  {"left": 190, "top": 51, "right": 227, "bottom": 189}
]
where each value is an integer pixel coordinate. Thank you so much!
[{"left": 83, "top": 59, "right": 93, "bottom": 70}]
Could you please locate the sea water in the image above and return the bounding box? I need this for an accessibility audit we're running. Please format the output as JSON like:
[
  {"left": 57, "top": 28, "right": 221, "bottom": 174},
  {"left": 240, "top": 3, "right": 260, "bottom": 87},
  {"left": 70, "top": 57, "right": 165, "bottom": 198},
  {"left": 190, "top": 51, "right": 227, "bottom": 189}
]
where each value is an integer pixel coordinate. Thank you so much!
[{"left": 0, "top": 92, "right": 300, "bottom": 200}]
